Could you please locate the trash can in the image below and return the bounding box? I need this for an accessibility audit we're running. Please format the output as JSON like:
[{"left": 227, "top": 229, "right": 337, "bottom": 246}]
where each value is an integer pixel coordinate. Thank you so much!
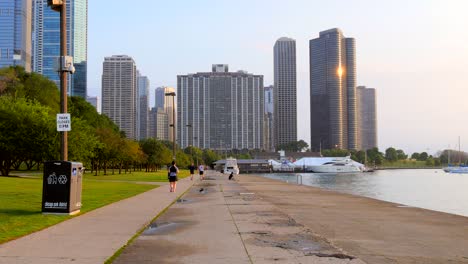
[{"left": 42, "top": 161, "right": 83, "bottom": 215}]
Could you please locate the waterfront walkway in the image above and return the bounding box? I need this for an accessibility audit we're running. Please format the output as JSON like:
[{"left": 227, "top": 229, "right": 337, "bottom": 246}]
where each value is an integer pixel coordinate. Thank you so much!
[{"left": 1, "top": 171, "right": 468, "bottom": 263}]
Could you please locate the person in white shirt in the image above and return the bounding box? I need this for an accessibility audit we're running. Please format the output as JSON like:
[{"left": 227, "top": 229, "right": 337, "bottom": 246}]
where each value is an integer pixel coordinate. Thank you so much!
[{"left": 198, "top": 164, "right": 205, "bottom": 181}]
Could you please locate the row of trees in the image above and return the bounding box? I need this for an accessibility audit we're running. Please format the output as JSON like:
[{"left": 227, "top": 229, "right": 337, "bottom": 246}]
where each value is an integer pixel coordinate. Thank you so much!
[{"left": 0, "top": 66, "right": 220, "bottom": 176}]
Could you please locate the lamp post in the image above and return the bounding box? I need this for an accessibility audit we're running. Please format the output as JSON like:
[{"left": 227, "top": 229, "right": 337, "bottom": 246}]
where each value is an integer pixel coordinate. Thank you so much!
[
  {"left": 165, "top": 92, "right": 176, "bottom": 161},
  {"left": 48, "top": 0, "right": 73, "bottom": 161},
  {"left": 186, "top": 124, "right": 193, "bottom": 161}
]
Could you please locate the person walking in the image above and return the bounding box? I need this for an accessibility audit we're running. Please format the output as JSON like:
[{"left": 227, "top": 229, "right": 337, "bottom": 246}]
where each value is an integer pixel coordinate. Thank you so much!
[
  {"left": 198, "top": 164, "right": 205, "bottom": 181},
  {"left": 168, "top": 161, "right": 179, "bottom": 192},
  {"left": 189, "top": 163, "right": 196, "bottom": 181}
]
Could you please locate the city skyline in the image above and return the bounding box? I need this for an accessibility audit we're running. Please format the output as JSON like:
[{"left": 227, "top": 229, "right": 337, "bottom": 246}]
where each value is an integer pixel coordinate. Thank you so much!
[{"left": 84, "top": 1, "right": 467, "bottom": 155}]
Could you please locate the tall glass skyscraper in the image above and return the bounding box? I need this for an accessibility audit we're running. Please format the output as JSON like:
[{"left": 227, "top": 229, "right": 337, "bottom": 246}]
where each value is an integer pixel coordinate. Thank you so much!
[
  {"left": 0, "top": 0, "right": 32, "bottom": 71},
  {"left": 137, "top": 73, "right": 150, "bottom": 140},
  {"left": 309, "top": 28, "right": 358, "bottom": 151},
  {"left": 32, "top": 0, "right": 87, "bottom": 98}
]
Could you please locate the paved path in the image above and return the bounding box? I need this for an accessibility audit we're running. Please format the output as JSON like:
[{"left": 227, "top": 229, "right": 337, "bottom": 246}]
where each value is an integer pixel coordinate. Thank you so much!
[
  {"left": 0, "top": 176, "right": 195, "bottom": 264},
  {"left": 113, "top": 172, "right": 363, "bottom": 264}
]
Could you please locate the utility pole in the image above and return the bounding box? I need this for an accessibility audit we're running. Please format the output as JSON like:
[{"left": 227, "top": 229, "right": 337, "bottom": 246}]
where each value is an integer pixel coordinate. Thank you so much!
[
  {"left": 48, "top": 0, "right": 74, "bottom": 161},
  {"left": 165, "top": 92, "right": 176, "bottom": 161}
]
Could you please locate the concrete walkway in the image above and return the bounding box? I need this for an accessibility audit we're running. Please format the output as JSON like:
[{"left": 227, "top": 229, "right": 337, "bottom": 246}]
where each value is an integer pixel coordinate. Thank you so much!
[
  {"left": 0, "top": 176, "right": 195, "bottom": 264},
  {"left": 113, "top": 172, "right": 363, "bottom": 264}
]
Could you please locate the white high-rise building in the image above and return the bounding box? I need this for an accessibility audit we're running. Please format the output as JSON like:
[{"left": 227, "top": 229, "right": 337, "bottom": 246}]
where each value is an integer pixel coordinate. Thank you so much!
[
  {"left": 101, "top": 55, "right": 137, "bottom": 139},
  {"left": 177, "top": 65, "right": 264, "bottom": 150}
]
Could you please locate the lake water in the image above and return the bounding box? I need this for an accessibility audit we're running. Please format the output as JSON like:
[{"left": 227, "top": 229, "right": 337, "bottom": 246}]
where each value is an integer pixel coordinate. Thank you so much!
[{"left": 261, "top": 169, "right": 468, "bottom": 217}]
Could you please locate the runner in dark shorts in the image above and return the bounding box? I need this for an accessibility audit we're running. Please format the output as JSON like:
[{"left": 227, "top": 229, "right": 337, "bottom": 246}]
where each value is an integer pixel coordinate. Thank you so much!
[
  {"left": 198, "top": 164, "right": 205, "bottom": 180},
  {"left": 168, "top": 161, "right": 179, "bottom": 192},
  {"left": 189, "top": 163, "right": 195, "bottom": 181}
]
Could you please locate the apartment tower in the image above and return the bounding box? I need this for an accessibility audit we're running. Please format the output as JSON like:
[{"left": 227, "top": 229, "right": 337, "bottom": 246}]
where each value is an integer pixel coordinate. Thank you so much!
[
  {"left": 101, "top": 55, "right": 137, "bottom": 139},
  {"left": 177, "top": 64, "right": 264, "bottom": 150},
  {"left": 357, "top": 86, "right": 377, "bottom": 150},
  {"left": 309, "top": 28, "right": 358, "bottom": 150},
  {"left": 273, "top": 37, "right": 297, "bottom": 149}
]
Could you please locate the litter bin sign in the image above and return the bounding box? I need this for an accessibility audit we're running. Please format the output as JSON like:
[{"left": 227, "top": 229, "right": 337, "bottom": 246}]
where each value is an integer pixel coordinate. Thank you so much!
[{"left": 42, "top": 161, "right": 83, "bottom": 214}]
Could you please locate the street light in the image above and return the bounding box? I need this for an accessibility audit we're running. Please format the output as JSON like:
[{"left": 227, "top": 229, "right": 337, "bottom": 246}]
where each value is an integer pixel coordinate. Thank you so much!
[
  {"left": 48, "top": 0, "right": 72, "bottom": 161},
  {"left": 165, "top": 92, "right": 176, "bottom": 161},
  {"left": 186, "top": 124, "right": 193, "bottom": 162}
]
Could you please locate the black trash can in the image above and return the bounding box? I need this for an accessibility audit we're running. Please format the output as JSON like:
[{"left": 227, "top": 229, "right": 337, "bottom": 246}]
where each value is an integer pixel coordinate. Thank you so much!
[{"left": 42, "top": 161, "right": 83, "bottom": 215}]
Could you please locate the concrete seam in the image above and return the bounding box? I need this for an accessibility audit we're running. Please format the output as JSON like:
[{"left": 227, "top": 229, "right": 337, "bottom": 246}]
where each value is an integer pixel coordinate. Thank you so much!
[
  {"left": 222, "top": 183, "right": 254, "bottom": 264},
  {"left": 104, "top": 179, "right": 195, "bottom": 264}
]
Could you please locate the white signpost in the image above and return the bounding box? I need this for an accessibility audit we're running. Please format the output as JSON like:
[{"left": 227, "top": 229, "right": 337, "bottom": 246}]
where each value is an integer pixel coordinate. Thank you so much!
[{"left": 57, "top": 113, "right": 71, "bottom": 131}]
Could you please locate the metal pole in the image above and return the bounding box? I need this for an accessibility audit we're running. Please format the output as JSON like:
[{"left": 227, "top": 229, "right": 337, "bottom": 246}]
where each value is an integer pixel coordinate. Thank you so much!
[
  {"left": 172, "top": 95, "right": 176, "bottom": 161},
  {"left": 60, "top": 2, "right": 68, "bottom": 161}
]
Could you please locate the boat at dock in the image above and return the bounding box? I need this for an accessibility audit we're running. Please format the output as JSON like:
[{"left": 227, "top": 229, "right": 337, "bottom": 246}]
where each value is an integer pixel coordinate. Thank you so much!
[
  {"left": 223, "top": 157, "right": 239, "bottom": 175},
  {"left": 294, "top": 156, "right": 365, "bottom": 173}
]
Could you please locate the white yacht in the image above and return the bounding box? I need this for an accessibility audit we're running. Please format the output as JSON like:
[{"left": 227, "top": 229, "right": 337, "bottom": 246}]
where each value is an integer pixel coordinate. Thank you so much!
[
  {"left": 223, "top": 157, "right": 240, "bottom": 175},
  {"left": 307, "top": 156, "right": 364, "bottom": 173}
]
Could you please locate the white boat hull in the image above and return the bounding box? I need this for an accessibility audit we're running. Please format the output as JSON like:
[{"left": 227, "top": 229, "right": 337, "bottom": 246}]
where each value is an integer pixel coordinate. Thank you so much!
[{"left": 309, "top": 165, "right": 362, "bottom": 173}]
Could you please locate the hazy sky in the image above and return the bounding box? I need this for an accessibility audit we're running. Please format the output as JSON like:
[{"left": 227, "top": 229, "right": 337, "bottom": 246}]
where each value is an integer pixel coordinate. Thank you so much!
[{"left": 87, "top": 0, "right": 468, "bottom": 155}]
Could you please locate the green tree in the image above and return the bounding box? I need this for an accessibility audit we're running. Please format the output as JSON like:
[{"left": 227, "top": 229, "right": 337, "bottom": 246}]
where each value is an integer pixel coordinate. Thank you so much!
[
  {"left": 0, "top": 97, "right": 56, "bottom": 176},
  {"left": 202, "top": 149, "right": 220, "bottom": 167},
  {"left": 418, "top": 152, "right": 429, "bottom": 161},
  {"left": 277, "top": 140, "right": 309, "bottom": 152},
  {"left": 396, "top": 149, "right": 407, "bottom": 160},
  {"left": 411, "top": 152, "right": 420, "bottom": 160},
  {"left": 385, "top": 147, "right": 398, "bottom": 162},
  {"left": 367, "top": 147, "right": 384, "bottom": 165}
]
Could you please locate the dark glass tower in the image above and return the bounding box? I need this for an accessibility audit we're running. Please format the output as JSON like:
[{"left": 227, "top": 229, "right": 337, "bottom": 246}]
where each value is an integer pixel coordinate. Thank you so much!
[
  {"left": 309, "top": 28, "right": 358, "bottom": 150},
  {"left": 32, "top": 0, "right": 87, "bottom": 97},
  {"left": 274, "top": 37, "right": 297, "bottom": 150},
  {"left": 0, "top": 0, "right": 32, "bottom": 71}
]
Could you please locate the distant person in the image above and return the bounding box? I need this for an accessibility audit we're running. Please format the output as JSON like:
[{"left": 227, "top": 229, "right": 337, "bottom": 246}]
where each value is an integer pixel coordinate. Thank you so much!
[
  {"left": 228, "top": 172, "right": 234, "bottom": 180},
  {"left": 189, "top": 163, "right": 196, "bottom": 181},
  {"left": 198, "top": 164, "right": 205, "bottom": 180},
  {"left": 168, "top": 161, "right": 179, "bottom": 192}
]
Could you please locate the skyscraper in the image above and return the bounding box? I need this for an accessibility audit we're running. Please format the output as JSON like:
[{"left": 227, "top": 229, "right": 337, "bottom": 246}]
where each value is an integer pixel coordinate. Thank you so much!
[
  {"left": 101, "top": 55, "right": 137, "bottom": 139},
  {"left": 148, "top": 107, "right": 169, "bottom": 141},
  {"left": 32, "top": 0, "right": 87, "bottom": 97},
  {"left": 309, "top": 28, "right": 358, "bottom": 150},
  {"left": 177, "top": 64, "right": 264, "bottom": 150},
  {"left": 155, "top": 86, "right": 176, "bottom": 142},
  {"left": 0, "top": 0, "right": 32, "bottom": 71},
  {"left": 264, "top": 85, "right": 274, "bottom": 151},
  {"left": 357, "top": 86, "right": 377, "bottom": 151},
  {"left": 137, "top": 74, "right": 150, "bottom": 140},
  {"left": 274, "top": 37, "right": 297, "bottom": 149}
]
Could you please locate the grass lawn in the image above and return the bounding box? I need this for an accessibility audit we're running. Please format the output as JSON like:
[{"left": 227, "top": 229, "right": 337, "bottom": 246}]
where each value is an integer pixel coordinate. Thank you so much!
[
  {"left": 85, "top": 169, "right": 190, "bottom": 182},
  {"left": 0, "top": 175, "right": 157, "bottom": 244}
]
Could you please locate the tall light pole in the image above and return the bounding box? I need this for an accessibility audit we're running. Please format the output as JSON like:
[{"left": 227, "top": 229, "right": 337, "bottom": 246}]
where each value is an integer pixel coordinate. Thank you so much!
[
  {"left": 165, "top": 92, "right": 176, "bottom": 161},
  {"left": 48, "top": 0, "right": 74, "bottom": 161},
  {"left": 186, "top": 124, "right": 193, "bottom": 161}
]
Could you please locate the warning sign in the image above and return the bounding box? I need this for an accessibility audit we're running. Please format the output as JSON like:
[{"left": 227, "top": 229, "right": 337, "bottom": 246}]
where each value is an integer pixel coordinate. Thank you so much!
[{"left": 57, "top": 113, "right": 71, "bottom": 131}]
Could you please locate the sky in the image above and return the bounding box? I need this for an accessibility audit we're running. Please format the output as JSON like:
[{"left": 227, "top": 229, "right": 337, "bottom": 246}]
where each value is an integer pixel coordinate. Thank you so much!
[{"left": 87, "top": 0, "right": 468, "bottom": 155}]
